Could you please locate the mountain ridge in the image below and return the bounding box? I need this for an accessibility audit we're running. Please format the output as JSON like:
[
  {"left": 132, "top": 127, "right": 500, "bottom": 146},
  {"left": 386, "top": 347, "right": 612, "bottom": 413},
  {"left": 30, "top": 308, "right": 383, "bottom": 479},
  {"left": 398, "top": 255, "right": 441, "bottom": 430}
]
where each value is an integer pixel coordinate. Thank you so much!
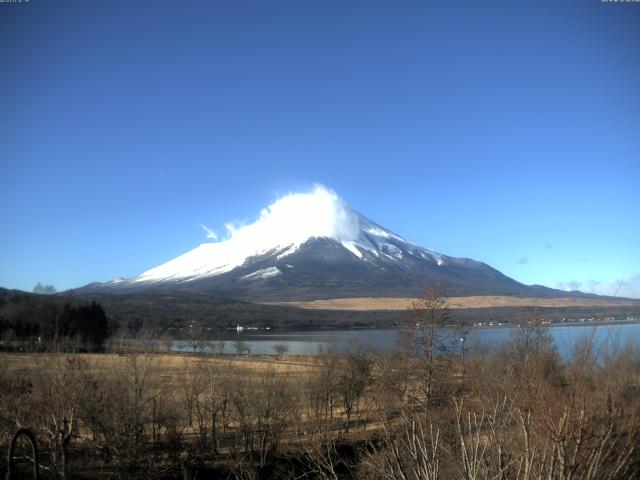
[{"left": 75, "top": 187, "right": 612, "bottom": 302}]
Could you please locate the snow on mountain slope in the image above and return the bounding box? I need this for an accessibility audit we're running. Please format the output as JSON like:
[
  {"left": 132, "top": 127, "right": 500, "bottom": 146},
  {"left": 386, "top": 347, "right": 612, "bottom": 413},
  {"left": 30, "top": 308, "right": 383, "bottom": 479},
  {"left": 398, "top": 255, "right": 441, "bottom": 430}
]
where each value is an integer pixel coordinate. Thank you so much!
[
  {"left": 77, "top": 186, "right": 608, "bottom": 301},
  {"left": 128, "top": 185, "right": 443, "bottom": 285}
]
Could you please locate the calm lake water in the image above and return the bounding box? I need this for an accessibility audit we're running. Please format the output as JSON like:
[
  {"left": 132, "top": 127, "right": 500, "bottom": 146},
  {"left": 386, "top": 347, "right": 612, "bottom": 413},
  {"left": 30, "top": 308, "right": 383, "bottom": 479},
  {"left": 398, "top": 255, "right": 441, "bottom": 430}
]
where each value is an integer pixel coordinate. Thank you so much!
[{"left": 168, "top": 323, "right": 640, "bottom": 359}]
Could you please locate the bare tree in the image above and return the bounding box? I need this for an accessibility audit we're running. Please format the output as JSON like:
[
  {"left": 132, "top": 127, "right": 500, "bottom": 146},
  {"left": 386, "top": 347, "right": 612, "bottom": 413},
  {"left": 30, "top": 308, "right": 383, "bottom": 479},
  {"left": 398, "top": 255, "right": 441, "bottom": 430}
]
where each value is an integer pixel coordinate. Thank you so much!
[
  {"left": 306, "top": 346, "right": 339, "bottom": 424},
  {"left": 272, "top": 343, "right": 289, "bottom": 359},
  {"left": 363, "top": 408, "right": 441, "bottom": 480},
  {"left": 187, "top": 356, "right": 228, "bottom": 453},
  {"left": 31, "top": 354, "right": 87, "bottom": 479},
  {"left": 79, "top": 352, "right": 157, "bottom": 478},
  {"left": 33, "top": 282, "right": 57, "bottom": 295},
  {"left": 212, "top": 339, "right": 226, "bottom": 355},
  {"left": 338, "top": 342, "right": 373, "bottom": 432},
  {"left": 303, "top": 423, "right": 346, "bottom": 480},
  {"left": 234, "top": 340, "right": 250, "bottom": 356},
  {"left": 188, "top": 325, "right": 206, "bottom": 354},
  {"left": 397, "top": 284, "right": 451, "bottom": 406}
]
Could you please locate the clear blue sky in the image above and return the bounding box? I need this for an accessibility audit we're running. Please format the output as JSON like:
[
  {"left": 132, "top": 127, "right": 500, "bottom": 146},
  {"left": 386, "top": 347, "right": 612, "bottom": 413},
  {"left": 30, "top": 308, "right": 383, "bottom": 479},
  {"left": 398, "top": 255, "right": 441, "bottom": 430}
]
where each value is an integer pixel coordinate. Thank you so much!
[{"left": 1, "top": 0, "right": 639, "bottom": 297}]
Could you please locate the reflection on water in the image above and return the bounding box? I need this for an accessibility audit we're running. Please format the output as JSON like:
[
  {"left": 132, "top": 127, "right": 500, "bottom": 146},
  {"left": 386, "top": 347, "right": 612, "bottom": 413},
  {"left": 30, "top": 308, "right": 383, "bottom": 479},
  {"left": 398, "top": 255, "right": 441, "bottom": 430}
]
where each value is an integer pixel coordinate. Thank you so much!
[{"left": 168, "top": 323, "right": 640, "bottom": 359}]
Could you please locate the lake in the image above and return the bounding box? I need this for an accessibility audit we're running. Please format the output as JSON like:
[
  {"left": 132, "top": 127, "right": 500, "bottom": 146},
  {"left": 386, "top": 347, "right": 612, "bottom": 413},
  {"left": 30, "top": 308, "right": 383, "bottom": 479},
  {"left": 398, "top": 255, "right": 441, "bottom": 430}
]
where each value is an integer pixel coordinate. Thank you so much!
[{"left": 168, "top": 322, "right": 640, "bottom": 359}]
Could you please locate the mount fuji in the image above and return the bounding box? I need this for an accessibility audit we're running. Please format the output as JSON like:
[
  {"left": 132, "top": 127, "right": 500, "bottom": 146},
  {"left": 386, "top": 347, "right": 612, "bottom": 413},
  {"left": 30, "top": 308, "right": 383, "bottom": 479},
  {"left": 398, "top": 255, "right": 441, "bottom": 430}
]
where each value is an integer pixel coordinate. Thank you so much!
[{"left": 79, "top": 186, "right": 576, "bottom": 301}]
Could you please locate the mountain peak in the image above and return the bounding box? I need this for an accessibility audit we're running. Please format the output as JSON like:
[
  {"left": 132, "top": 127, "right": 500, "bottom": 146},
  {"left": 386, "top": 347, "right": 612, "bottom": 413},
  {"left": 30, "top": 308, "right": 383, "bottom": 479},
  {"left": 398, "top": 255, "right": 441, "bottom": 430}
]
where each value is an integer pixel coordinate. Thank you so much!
[
  {"left": 132, "top": 185, "right": 407, "bottom": 285},
  {"left": 84, "top": 185, "right": 498, "bottom": 298}
]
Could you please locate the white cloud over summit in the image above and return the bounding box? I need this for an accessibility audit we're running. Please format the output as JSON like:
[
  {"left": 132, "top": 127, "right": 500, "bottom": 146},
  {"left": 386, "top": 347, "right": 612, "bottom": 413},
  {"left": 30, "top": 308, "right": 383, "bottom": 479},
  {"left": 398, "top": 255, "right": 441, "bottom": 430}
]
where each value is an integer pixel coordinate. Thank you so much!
[
  {"left": 209, "top": 185, "right": 361, "bottom": 247},
  {"left": 137, "top": 185, "right": 374, "bottom": 283}
]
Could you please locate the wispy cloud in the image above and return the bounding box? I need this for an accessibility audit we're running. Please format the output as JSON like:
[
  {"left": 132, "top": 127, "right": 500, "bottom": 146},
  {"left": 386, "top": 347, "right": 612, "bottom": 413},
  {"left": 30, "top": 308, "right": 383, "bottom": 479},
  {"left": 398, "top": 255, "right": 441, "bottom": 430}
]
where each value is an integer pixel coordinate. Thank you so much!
[
  {"left": 555, "top": 273, "right": 640, "bottom": 299},
  {"left": 200, "top": 224, "right": 218, "bottom": 240},
  {"left": 587, "top": 279, "right": 601, "bottom": 289},
  {"left": 556, "top": 280, "right": 582, "bottom": 291},
  {"left": 609, "top": 273, "right": 640, "bottom": 298},
  {"left": 517, "top": 256, "right": 528, "bottom": 264}
]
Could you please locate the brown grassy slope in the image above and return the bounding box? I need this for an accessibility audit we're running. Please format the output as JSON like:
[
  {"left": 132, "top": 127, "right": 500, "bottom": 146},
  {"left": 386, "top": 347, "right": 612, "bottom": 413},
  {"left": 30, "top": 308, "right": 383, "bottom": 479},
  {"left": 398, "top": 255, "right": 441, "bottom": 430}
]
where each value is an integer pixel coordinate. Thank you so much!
[{"left": 265, "top": 295, "right": 640, "bottom": 311}]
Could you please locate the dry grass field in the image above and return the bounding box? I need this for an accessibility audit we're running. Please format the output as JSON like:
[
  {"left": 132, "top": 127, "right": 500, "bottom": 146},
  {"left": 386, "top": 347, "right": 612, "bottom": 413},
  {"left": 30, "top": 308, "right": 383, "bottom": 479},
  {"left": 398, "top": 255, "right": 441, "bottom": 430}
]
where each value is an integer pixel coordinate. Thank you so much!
[
  {"left": 266, "top": 295, "right": 640, "bottom": 311},
  {"left": 0, "top": 351, "right": 319, "bottom": 379}
]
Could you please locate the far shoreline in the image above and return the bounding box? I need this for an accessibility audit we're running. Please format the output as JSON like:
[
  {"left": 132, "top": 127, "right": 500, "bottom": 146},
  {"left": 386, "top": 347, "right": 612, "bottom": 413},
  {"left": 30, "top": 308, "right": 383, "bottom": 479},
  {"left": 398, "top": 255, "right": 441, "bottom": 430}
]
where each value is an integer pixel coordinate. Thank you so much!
[{"left": 215, "top": 317, "right": 640, "bottom": 334}]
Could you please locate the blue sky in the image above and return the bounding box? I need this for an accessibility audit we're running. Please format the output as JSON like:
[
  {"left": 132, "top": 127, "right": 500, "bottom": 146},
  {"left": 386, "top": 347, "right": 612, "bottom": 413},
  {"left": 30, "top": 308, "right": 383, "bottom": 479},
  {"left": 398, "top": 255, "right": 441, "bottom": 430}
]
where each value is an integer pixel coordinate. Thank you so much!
[{"left": 1, "top": 0, "right": 639, "bottom": 297}]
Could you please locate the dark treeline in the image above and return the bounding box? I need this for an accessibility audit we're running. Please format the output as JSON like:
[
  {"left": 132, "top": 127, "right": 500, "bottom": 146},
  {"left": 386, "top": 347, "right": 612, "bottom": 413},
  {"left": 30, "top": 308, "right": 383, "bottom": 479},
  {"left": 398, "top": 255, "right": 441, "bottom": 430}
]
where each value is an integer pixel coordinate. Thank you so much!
[
  {"left": 1, "top": 287, "right": 637, "bottom": 343},
  {"left": 0, "top": 292, "right": 109, "bottom": 350},
  {"left": 48, "top": 290, "right": 640, "bottom": 333}
]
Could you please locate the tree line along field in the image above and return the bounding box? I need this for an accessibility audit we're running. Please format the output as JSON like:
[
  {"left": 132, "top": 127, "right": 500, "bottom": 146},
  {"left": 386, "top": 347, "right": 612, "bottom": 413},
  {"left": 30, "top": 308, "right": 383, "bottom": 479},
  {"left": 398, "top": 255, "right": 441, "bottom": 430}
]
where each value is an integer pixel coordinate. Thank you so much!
[{"left": 2, "top": 288, "right": 638, "bottom": 341}]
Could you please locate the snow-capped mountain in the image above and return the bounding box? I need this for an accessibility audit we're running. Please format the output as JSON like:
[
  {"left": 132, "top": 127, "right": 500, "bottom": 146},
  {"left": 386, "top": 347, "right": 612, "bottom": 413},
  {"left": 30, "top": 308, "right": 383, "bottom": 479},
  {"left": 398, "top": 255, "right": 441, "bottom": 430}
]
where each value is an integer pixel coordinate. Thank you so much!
[
  {"left": 78, "top": 186, "right": 564, "bottom": 300},
  {"left": 133, "top": 186, "right": 435, "bottom": 284}
]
